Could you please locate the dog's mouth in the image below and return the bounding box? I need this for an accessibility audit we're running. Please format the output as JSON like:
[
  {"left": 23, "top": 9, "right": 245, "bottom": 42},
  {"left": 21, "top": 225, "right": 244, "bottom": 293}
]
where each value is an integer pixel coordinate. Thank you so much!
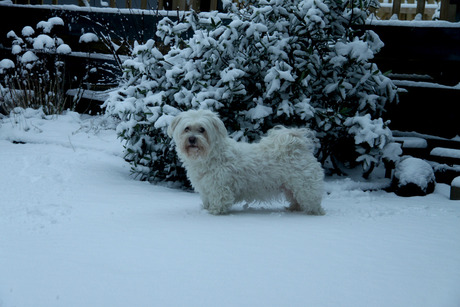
[{"left": 187, "top": 144, "right": 199, "bottom": 150}]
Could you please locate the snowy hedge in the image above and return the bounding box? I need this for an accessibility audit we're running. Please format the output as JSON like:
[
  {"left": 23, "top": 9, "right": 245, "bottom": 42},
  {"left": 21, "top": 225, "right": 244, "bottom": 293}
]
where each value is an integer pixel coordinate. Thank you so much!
[{"left": 104, "top": 0, "right": 398, "bottom": 185}]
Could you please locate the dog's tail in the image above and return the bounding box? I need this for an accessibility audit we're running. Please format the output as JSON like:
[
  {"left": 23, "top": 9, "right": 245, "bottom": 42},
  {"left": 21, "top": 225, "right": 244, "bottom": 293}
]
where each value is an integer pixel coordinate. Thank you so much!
[{"left": 263, "top": 126, "right": 317, "bottom": 153}]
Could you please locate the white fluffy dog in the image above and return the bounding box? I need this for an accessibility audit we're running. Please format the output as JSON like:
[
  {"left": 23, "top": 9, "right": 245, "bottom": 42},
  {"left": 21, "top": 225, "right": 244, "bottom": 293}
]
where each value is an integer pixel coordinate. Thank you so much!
[{"left": 168, "top": 109, "right": 325, "bottom": 215}]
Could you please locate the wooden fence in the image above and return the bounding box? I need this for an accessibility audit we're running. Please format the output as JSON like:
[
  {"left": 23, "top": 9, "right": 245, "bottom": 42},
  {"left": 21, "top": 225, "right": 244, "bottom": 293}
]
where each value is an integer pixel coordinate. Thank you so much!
[
  {"left": 10, "top": 0, "right": 459, "bottom": 21},
  {"left": 0, "top": 3, "right": 459, "bottom": 135},
  {"left": 372, "top": 0, "right": 458, "bottom": 20},
  {"left": 12, "top": 0, "right": 220, "bottom": 11}
]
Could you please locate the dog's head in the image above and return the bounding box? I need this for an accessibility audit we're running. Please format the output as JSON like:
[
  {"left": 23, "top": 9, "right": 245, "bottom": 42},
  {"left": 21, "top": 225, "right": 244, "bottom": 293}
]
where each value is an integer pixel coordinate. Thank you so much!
[{"left": 168, "top": 109, "right": 227, "bottom": 160}]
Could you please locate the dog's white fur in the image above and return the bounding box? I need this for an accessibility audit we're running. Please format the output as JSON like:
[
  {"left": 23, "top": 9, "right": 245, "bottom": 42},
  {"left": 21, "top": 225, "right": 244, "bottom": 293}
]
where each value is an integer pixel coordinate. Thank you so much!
[{"left": 168, "top": 109, "right": 325, "bottom": 215}]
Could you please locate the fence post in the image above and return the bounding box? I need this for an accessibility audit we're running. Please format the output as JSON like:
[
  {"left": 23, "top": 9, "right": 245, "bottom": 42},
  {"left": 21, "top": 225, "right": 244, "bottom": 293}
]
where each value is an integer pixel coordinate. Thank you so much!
[
  {"left": 210, "top": 0, "right": 217, "bottom": 10},
  {"left": 110, "top": 0, "right": 116, "bottom": 7},
  {"left": 416, "top": 0, "right": 426, "bottom": 18},
  {"left": 440, "top": 0, "right": 456, "bottom": 20},
  {"left": 172, "top": 0, "right": 186, "bottom": 10},
  {"left": 392, "top": 0, "right": 402, "bottom": 18}
]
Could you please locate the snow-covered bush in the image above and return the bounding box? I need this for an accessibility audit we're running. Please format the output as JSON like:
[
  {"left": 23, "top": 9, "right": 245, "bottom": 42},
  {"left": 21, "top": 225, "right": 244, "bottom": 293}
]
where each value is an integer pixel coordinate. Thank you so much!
[
  {"left": 0, "top": 17, "right": 72, "bottom": 115},
  {"left": 104, "top": 0, "right": 398, "bottom": 184}
]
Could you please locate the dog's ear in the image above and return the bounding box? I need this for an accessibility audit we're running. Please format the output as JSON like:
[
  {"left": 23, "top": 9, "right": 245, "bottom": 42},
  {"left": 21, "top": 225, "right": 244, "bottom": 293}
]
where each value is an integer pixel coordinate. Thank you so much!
[
  {"left": 167, "top": 113, "right": 182, "bottom": 138},
  {"left": 207, "top": 111, "right": 227, "bottom": 139}
]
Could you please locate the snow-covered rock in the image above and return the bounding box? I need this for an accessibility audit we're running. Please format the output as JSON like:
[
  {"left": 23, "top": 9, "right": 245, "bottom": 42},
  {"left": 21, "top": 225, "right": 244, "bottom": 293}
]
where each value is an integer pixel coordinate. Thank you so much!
[{"left": 392, "top": 157, "right": 436, "bottom": 197}]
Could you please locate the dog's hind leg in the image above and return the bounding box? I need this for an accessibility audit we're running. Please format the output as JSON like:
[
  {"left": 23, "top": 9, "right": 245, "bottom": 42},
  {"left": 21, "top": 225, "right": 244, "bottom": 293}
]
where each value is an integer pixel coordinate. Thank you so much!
[
  {"left": 283, "top": 186, "right": 302, "bottom": 212},
  {"left": 283, "top": 174, "right": 325, "bottom": 215}
]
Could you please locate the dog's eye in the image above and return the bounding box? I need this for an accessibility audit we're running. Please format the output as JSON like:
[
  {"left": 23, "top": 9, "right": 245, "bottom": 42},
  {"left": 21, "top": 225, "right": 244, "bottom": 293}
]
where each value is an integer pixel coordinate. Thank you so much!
[
  {"left": 184, "top": 127, "right": 190, "bottom": 132},
  {"left": 198, "top": 127, "right": 205, "bottom": 133}
]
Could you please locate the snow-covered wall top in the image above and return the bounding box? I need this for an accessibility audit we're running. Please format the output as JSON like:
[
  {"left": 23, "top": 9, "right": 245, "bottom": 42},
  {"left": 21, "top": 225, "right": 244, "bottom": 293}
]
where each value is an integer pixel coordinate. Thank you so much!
[{"left": 367, "top": 18, "right": 460, "bottom": 28}]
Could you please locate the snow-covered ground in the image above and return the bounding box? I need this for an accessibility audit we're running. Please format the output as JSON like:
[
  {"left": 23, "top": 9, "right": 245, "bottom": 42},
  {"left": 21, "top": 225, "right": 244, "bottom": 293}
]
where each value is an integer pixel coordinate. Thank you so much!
[{"left": 1, "top": 110, "right": 459, "bottom": 307}]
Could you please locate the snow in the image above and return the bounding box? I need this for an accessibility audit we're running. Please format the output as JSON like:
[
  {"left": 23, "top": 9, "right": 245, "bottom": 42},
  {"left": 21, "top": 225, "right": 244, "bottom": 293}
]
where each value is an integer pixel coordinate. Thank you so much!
[
  {"left": 0, "top": 58, "right": 15, "bottom": 71},
  {"left": 20, "top": 50, "right": 38, "bottom": 63},
  {"left": 11, "top": 44, "right": 22, "bottom": 55},
  {"left": 56, "top": 43, "right": 72, "bottom": 54},
  {"left": 367, "top": 18, "right": 460, "bottom": 28},
  {"left": 66, "top": 88, "right": 111, "bottom": 102},
  {"left": 21, "top": 25, "right": 35, "bottom": 37},
  {"left": 36, "top": 16, "right": 64, "bottom": 33},
  {"left": 336, "top": 39, "right": 374, "bottom": 62},
  {"left": 246, "top": 104, "right": 273, "bottom": 120},
  {"left": 452, "top": 176, "right": 460, "bottom": 187},
  {"left": 394, "top": 157, "right": 435, "bottom": 190},
  {"left": 33, "top": 34, "right": 56, "bottom": 49},
  {"left": 79, "top": 33, "right": 100, "bottom": 44},
  {"left": 393, "top": 79, "right": 460, "bottom": 90},
  {"left": 394, "top": 136, "right": 428, "bottom": 148},
  {"left": 0, "top": 111, "right": 459, "bottom": 307},
  {"left": 431, "top": 147, "right": 460, "bottom": 159}
]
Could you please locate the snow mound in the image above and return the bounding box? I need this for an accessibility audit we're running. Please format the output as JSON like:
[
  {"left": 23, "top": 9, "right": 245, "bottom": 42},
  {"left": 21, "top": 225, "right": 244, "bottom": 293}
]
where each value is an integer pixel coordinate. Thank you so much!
[
  {"left": 452, "top": 176, "right": 460, "bottom": 188},
  {"left": 393, "top": 157, "right": 435, "bottom": 196},
  {"left": 79, "top": 33, "right": 99, "bottom": 43}
]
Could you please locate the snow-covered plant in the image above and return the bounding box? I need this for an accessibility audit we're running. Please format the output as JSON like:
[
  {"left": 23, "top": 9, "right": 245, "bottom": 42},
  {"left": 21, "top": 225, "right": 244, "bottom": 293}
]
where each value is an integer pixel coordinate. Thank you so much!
[
  {"left": 0, "top": 17, "right": 72, "bottom": 115},
  {"left": 104, "top": 0, "right": 398, "bottom": 184},
  {"left": 345, "top": 114, "right": 395, "bottom": 178}
]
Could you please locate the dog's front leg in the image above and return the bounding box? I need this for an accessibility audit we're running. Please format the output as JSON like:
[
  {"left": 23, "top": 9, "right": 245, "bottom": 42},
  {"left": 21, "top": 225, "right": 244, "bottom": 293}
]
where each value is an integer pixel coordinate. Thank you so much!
[
  {"left": 201, "top": 195, "right": 210, "bottom": 210},
  {"left": 201, "top": 188, "right": 234, "bottom": 215}
]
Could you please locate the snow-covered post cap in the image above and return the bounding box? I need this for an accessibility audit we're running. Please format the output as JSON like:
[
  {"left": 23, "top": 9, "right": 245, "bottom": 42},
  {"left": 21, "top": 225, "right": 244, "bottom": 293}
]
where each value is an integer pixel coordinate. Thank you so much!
[{"left": 451, "top": 176, "right": 460, "bottom": 200}]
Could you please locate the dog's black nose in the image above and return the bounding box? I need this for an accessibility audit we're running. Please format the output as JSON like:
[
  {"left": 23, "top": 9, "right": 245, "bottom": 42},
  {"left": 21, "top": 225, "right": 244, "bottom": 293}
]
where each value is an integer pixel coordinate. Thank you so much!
[{"left": 189, "top": 136, "right": 196, "bottom": 144}]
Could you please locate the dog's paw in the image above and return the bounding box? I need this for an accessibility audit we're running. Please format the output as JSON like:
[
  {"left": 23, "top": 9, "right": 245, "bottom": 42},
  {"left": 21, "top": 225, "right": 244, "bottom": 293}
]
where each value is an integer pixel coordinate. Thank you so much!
[
  {"left": 285, "top": 202, "right": 301, "bottom": 212},
  {"left": 206, "top": 207, "right": 230, "bottom": 215},
  {"left": 305, "top": 207, "right": 326, "bottom": 216}
]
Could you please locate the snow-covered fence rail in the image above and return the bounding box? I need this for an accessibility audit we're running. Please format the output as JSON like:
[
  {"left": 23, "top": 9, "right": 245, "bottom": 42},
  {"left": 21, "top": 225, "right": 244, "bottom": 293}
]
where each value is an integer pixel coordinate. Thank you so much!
[{"left": 11, "top": 0, "right": 219, "bottom": 11}]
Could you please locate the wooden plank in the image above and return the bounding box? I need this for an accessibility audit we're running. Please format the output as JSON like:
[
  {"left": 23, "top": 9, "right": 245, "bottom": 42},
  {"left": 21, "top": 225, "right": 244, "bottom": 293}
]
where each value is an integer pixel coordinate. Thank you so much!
[
  {"left": 210, "top": 0, "right": 217, "bottom": 10},
  {"left": 172, "top": 0, "right": 186, "bottom": 10},
  {"left": 451, "top": 184, "right": 460, "bottom": 200},
  {"left": 439, "top": 0, "right": 457, "bottom": 20},
  {"left": 440, "top": 0, "right": 449, "bottom": 19},
  {"left": 110, "top": 0, "right": 116, "bottom": 7},
  {"left": 392, "top": 0, "right": 402, "bottom": 18},
  {"left": 416, "top": 0, "right": 426, "bottom": 18}
]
